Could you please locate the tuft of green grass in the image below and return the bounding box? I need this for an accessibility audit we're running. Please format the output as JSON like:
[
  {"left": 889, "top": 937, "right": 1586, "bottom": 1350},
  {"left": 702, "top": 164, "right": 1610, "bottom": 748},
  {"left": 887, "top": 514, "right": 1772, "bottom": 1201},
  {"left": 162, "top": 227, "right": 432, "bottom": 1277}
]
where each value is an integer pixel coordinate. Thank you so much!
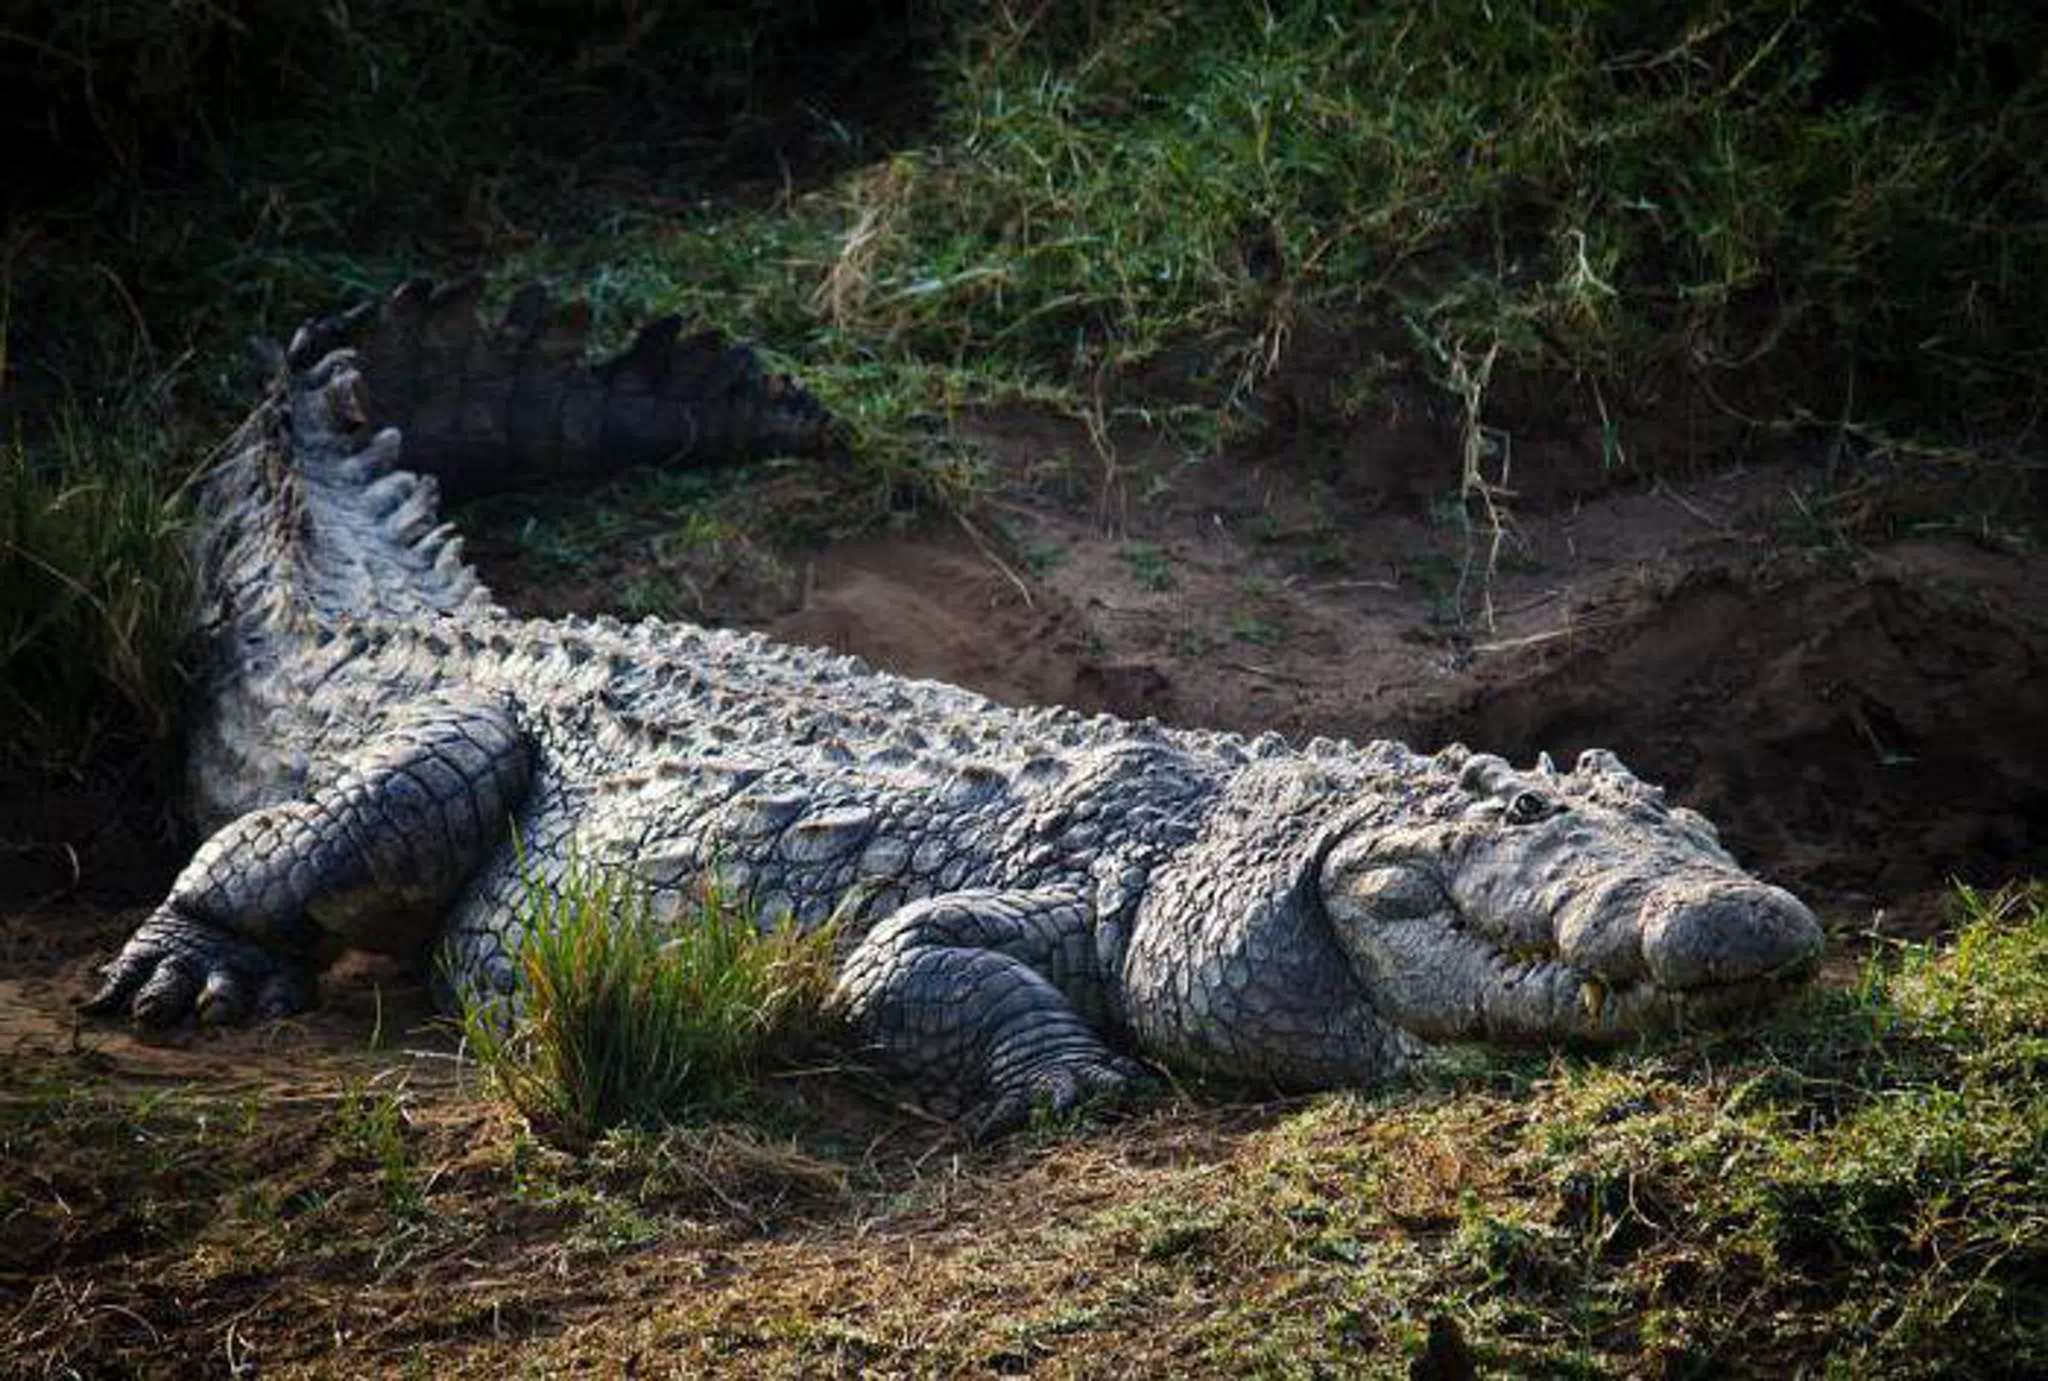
[
  {"left": 1228, "top": 611, "right": 1283, "bottom": 646},
  {"left": 335, "top": 1078, "right": 426, "bottom": 1222},
  {"left": 1120, "top": 540, "right": 1175, "bottom": 590},
  {"left": 0, "top": 413, "right": 193, "bottom": 776},
  {"left": 457, "top": 856, "right": 838, "bottom": 1150}
]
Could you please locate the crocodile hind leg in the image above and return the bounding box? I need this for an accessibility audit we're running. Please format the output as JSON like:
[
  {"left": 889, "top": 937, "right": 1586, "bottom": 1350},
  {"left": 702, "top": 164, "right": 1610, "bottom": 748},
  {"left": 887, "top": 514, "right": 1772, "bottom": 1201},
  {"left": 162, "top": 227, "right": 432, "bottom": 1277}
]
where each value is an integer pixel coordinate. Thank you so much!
[
  {"left": 82, "top": 695, "right": 530, "bottom": 1027},
  {"left": 833, "top": 886, "right": 1154, "bottom": 1140}
]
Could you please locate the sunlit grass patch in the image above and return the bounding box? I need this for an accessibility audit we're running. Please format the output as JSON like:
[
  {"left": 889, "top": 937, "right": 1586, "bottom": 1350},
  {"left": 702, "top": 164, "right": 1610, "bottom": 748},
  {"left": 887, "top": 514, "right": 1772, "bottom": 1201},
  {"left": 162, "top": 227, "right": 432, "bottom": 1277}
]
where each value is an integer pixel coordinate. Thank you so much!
[
  {"left": 6, "top": 885, "right": 2045, "bottom": 1374},
  {"left": 1010, "top": 884, "right": 2048, "bottom": 1376},
  {"left": 457, "top": 857, "right": 838, "bottom": 1150}
]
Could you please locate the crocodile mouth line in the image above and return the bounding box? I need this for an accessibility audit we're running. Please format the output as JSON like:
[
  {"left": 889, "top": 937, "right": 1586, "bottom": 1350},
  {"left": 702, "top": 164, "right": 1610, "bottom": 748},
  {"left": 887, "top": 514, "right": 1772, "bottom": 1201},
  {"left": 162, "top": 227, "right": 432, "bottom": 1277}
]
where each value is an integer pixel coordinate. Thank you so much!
[
  {"left": 1664, "top": 952, "right": 1823, "bottom": 1012},
  {"left": 1473, "top": 921, "right": 1819, "bottom": 1039},
  {"left": 1568, "top": 954, "right": 1819, "bottom": 1034}
]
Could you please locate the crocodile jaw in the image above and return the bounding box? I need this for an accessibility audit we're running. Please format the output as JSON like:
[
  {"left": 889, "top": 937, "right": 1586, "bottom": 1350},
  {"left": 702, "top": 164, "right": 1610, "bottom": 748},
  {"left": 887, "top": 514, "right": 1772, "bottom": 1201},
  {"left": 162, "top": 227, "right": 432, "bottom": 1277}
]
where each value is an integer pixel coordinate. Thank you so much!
[
  {"left": 1317, "top": 749, "right": 1824, "bottom": 1048},
  {"left": 1323, "top": 861, "right": 1822, "bottom": 1047},
  {"left": 1517, "top": 874, "right": 1822, "bottom": 1041}
]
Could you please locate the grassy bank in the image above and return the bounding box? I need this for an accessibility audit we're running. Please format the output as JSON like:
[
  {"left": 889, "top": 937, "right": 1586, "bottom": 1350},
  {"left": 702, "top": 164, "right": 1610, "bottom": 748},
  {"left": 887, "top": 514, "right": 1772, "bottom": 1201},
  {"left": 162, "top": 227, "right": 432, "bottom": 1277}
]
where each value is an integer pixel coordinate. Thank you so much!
[
  {"left": 6, "top": 0, "right": 2044, "bottom": 777},
  {"left": 5, "top": 882, "right": 2043, "bottom": 1374},
  {"left": 4, "top": 9, "right": 2044, "bottom": 1372}
]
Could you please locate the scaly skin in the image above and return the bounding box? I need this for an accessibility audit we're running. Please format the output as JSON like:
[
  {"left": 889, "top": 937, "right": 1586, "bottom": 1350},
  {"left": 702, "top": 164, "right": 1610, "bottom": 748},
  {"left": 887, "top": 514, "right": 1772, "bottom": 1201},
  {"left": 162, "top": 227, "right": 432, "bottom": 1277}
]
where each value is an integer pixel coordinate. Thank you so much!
[{"left": 83, "top": 282, "right": 1825, "bottom": 1138}]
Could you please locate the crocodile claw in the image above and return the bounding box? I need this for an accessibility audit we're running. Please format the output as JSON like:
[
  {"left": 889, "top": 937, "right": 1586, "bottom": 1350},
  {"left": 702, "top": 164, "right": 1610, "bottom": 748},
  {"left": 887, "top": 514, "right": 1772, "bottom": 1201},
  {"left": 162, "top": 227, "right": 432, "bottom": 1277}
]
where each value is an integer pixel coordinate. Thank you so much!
[
  {"left": 81, "top": 911, "right": 315, "bottom": 1028},
  {"left": 965, "top": 1052, "right": 1158, "bottom": 1143}
]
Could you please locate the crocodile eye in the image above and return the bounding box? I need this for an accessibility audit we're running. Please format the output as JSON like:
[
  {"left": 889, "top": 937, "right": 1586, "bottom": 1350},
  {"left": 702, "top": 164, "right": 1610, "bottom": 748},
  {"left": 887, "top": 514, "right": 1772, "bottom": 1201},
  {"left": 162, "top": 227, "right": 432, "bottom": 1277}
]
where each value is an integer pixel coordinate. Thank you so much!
[{"left": 1507, "top": 791, "right": 1559, "bottom": 825}]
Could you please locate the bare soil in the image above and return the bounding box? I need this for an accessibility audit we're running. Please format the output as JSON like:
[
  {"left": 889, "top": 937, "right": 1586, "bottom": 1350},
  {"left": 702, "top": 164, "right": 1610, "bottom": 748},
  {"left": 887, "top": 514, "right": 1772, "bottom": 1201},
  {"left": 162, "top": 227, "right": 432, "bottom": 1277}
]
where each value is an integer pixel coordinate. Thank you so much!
[{"left": 3, "top": 400, "right": 2044, "bottom": 1375}]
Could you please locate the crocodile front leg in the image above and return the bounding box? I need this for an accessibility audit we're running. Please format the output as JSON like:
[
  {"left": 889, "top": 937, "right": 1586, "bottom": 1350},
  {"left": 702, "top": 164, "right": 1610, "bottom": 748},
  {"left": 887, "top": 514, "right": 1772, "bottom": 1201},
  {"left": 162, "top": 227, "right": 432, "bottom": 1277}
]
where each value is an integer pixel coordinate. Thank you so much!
[
  {"left": 83, "top": 695, "right": 530, "bottom": 1026},
  {"left": 833, "top": 886, "right": 1153, "bottom": 1140}
]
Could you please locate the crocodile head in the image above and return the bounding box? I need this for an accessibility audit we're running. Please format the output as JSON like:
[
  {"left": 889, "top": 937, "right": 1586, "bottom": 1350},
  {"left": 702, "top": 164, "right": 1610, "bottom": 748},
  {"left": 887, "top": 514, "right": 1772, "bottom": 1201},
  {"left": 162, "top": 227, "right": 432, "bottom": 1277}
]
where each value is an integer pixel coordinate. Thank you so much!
[{"left": 1318, "top": 745, "right": 1822, "bottom": 1045}]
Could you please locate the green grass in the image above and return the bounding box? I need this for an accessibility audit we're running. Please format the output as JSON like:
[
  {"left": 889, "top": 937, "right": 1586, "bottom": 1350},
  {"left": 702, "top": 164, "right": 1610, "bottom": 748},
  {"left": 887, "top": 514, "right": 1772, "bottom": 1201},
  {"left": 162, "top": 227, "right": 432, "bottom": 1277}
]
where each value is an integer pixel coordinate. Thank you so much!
[
  {"left": 6, "top": 883, "right": 2046, "bottom": 1372},
  {"left": 1100, "top": 881, "right": 2048, "bottom": 1377},
  {"left": 0, "top": 412, "right": 194, "bottom": 776},
  {"left": 19, "top": 6, "right": 2048, "bottom": 433},
  {"left": 1119, "top": 540, "right": 1175, "bottom": 590},
  {"left": 8, "top": 0, "right": 2044, "bottom": 772},
  {"left": 887, "top": 1, "right": 2047, "bottom": 444},
  {"left": 456, "top": 856, "right": 838, "bottom": 1150},
  {"left": 1228, "top": 611, "right": 1284, "bottom": 646},
  {"left": 335, "top": 1078, "right": 427, "bottom": 1222}
]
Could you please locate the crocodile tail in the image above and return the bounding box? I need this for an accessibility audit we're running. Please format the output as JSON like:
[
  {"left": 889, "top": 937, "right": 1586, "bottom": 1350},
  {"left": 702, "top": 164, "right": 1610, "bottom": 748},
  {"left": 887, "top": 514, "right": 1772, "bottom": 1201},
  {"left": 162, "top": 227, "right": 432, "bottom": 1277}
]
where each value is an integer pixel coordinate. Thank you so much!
[{"left": 284, "top": 277, "right": 847, "bottom": 502}]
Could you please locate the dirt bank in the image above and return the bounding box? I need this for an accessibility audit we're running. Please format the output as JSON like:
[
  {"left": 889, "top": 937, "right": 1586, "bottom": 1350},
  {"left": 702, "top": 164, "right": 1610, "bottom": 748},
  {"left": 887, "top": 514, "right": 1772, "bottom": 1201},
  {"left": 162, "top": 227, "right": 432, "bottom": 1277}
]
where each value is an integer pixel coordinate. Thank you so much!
[{"left": 455, "top": 408, "right": 2047, "bottom": 940}]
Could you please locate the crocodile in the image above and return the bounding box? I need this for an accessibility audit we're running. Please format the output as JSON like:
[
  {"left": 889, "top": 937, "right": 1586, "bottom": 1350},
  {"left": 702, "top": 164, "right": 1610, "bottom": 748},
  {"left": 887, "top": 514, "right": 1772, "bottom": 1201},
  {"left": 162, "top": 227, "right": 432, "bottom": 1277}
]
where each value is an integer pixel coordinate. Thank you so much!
[{"left": 83, "top": 280, "right": 1825, "bottom": 1137}]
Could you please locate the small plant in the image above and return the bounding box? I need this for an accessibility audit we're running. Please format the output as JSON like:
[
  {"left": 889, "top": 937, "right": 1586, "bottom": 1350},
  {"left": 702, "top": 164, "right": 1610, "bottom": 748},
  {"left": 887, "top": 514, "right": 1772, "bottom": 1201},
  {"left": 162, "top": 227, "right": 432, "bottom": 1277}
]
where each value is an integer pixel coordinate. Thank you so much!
[
  {"left": 509, "top": 513, "right": 600, "bottom": 574},
  {"left": 335, "top": 1079, "right": 424, "bottom": 1221},
  {"left": 1120, "top": 542, "right": 1175, "bottom": 591},
  {"left": 1229, "top": 612, "right": 1282, "bottom": 646},
  {"left": 619, "top": 572, "right": 695, "bottom": 621},
  {"left": 1021, "top": 540, "right": 1068, "bottom": 573},
  {"left": 457, "top": 855, "right": 837, "bottom": 1149}
]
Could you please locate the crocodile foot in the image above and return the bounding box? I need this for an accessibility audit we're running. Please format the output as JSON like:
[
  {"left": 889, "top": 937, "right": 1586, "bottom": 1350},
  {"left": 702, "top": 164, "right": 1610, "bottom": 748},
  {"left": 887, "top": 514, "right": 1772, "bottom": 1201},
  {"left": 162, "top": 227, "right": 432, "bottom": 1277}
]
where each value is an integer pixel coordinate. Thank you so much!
[
  {"left": 966, "top": 1050, "right": 1158, "bottom": 1143},
  {"left": 80, "top": 910, "right": 316, "bottom": 1027}
]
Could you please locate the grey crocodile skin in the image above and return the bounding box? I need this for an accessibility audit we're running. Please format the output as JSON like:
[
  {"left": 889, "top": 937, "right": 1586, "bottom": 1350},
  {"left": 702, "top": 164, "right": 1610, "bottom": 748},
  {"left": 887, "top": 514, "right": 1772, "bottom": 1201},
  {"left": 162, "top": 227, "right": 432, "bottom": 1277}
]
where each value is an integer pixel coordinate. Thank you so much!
[{"left": 84, "top": 282, "right": 1824, "bottom": 1138}]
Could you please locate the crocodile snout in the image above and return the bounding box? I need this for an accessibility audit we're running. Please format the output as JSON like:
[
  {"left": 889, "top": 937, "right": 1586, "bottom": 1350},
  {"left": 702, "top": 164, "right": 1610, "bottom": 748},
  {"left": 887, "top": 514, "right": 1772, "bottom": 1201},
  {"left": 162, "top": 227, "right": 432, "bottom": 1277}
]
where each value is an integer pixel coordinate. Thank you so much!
[{"left": 1640, "top": 878, "right": 1823, "bottom": 991}]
